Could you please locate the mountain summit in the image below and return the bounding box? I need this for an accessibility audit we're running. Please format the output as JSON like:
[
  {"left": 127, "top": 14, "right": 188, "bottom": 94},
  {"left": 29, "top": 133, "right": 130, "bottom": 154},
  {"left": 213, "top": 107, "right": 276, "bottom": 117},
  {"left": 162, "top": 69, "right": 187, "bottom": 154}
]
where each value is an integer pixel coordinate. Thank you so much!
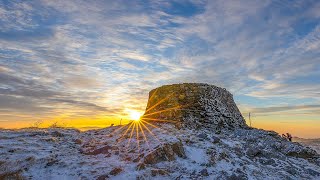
[{"left": 0, "top": 84, "right": 319, "bottom": 179}]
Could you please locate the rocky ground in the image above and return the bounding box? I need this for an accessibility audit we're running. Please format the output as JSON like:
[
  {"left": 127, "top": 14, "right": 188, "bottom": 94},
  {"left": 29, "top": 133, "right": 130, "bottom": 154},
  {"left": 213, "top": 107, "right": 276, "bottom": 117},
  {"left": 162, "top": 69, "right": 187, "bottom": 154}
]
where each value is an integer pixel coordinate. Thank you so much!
[
  {"left": 293, "top": 137, "right": 320, "bottom": 154},
  {"left": 0, "top": 123, "right": 319, "bottom": 180}
]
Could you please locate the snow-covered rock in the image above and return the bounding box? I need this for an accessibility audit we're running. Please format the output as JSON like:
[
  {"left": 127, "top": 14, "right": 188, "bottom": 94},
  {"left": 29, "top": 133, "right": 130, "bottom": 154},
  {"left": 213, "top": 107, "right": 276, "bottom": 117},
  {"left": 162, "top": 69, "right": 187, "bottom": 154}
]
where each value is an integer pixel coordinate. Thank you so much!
[
  {"left": 0, "top": 124, "right": 319, "bottom": 179},
  {"left": 143, "top": 83, "right": 247, "bottom": 129},
  {"left": 294, "top": 138, "right": 320, "bottom": 154}
]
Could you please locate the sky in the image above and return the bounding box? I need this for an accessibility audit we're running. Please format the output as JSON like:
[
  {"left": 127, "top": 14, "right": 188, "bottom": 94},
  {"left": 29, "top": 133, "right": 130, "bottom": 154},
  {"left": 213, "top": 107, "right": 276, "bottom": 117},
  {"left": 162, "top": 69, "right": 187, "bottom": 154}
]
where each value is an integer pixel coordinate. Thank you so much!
[{"left": 0, "top": 0, "right": 319, "bottom": 138}]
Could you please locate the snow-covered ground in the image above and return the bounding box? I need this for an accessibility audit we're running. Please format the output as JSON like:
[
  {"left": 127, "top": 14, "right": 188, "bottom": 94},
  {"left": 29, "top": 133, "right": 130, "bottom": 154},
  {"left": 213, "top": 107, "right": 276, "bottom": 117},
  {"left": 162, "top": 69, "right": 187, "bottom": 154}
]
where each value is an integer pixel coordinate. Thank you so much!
[
  {"left": 0, "top": 123, "right": 319, "bottom": 179},
  {"left": 294, "top": 137, "right": 320, "bottom": 154}
]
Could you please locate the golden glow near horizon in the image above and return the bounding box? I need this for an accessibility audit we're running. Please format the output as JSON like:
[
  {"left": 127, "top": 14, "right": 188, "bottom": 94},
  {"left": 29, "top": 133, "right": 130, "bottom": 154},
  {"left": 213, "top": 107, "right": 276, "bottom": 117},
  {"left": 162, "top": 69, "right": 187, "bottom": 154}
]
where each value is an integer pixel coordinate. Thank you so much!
[
  {"left": 0, "top": 96, "right": 319, "bottom": 138},
  {"left": 1, "top": 105, "right": 319, "bottom": 139},
  {"left": 248, "top": 115, "right": 320, "bottom": 139}
]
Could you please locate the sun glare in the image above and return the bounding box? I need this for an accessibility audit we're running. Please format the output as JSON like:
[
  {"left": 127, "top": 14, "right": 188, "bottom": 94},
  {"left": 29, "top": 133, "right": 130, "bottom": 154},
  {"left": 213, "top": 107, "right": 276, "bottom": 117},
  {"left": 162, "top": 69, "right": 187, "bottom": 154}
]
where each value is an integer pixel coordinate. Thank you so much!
[{"left": 129, "top": 111, "right": 142, "bottom": 121}]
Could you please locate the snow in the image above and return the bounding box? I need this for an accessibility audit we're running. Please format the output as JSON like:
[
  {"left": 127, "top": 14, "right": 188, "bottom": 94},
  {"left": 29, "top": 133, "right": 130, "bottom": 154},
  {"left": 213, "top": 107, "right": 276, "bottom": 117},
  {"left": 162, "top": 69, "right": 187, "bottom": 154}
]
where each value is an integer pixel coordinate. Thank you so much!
[
  {"left": 294, "top": 137, "right": 320, "bottom": 154},
  {"left": 0, "top": 124, "right": 319, "bottom": 179},
  {"left": 185, "top": 146, "right": 207, "bottom": 164}
]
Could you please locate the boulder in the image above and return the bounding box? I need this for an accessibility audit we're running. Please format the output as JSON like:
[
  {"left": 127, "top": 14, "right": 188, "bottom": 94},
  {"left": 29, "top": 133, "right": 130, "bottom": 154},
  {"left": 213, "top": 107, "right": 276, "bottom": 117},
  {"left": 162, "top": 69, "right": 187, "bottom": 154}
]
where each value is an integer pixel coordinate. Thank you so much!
[
  {"left": 51, "top": 131, "right": 64, "bottom": 137},
  {"left": 96, "top": 174, "right": 109, "bottom": 180},
  {"left": 82, "top": 145, "right": 112, "bottom": 155},
  {"left": 151, "top": 168, "right": 169, "bottom": 176},
  {"left": 143, "top": 141, "right": 186, "bottom": 164},
  {"left": 74, "top": 139, "right": 82, "bottom": 144},
  {"left": 246, "top": 147, "right": 262, "bottom": 158},
  {"left": 200, "top": 169, "right": 209, "bottom": 176},
  {"left": 109, "top": 167, "right": 122, "bottom": 176}
]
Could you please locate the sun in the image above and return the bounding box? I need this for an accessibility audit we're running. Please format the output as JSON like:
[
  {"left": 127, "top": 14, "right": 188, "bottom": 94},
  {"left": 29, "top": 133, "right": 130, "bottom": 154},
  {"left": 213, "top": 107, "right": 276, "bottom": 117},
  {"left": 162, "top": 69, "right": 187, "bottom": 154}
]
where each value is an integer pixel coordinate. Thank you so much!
[{"left": 129, "top": 111, "right": 142, "bottom": 121}]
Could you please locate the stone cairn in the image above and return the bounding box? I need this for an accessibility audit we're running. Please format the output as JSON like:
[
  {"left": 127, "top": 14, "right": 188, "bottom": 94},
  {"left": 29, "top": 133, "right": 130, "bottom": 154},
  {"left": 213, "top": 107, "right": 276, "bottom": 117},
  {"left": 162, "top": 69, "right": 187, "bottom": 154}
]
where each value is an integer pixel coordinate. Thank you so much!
[{"left": 142, "top": 83, "right": 247, "bottom": 129}]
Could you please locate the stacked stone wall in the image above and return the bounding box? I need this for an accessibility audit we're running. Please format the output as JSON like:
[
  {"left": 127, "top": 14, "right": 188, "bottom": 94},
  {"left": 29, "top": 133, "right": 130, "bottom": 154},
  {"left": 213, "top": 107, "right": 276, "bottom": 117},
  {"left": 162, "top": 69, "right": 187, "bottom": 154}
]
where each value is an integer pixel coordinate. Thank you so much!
[{"left": 142, "top": 83, "right": 246, "bottom": 129}]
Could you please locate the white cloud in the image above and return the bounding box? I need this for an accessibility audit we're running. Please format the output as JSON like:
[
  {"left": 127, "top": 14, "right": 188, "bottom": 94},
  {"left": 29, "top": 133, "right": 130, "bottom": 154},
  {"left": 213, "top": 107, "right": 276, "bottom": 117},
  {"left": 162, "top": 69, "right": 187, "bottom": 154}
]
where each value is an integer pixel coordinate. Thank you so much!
[
  {"left": 0, "top": 0, "right": 319, "bottom": 124},
  {"left": 117, "top": 50, "right": 151, "bottom": 62}
]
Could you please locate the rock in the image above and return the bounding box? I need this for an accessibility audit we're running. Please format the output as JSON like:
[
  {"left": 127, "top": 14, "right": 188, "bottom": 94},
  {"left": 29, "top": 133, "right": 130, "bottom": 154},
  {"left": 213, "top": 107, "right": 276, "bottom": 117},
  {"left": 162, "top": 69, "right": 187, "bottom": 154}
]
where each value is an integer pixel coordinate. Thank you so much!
[
  {"left": 25, "top": 156, "right": 35, "bottom": 162},
  {"left": 258, "top": 158, "right": 276, "bottom": 166},
  {"left": 208, "top": 150, "right": 218, "bottom": 165},
  {"left": 43, "top": 137, "right": 57, "bottom": 142},
  {"left": 151, "top": 168, "right": 169, "bottom": 176},
  {"left": 124, "top": 156, "right": 131, "bottom": 161},
  {"left": 74, "top": 139, "right": 82, "bottom": 144},
  {"left": 109, "top": 167, "right": 122, "bottom": 176},
  {"left": 175, "top": 122, "right": 183, "bottom": 129},
  {"left": 136, "top": 163, "right": 146, "bottom": 170},
  {"left": 8, "top": 149, "right": 16, "bottom": 153},
  {"left": 133, "top": 157, "right": 140, "bottom": 162},
  {"left": 45, "top": 158, "right": 58, "bottom": 167},
  {"left": 96, "top": 174, "right": 109, "bottom": 180},
  {"left": 51, "top": 131, "right": 64, "bottom": 137},
  {"left": 200, "top": 169, "right": 209, "bottom": 176},
  {"left": 82, "top": 145, "right": 112, "bottom": 155},
  {"left": 197, "top": 133, "right": 208, "bottom": 140},
  {"left": 143, "top": 141, "right": 186, "bottom": 164},
  {"left": 246, "top": 147, "right": 262, "bottom": 158},
  {"left": 227, "top": 173, "right": 248, "bottom": 180},
  {"left": 0, "top": 159, "right": 34, "bottom": 180},
  {"left": 172, "top": 141, "right": 186, "bottom": 158},
  {"left": 286, "top": 166, "right": 298, "bottom": 175},
  {"left": 218, "top": 151, "right": 229, "bottom": 161},
  {"left": 28, "top": 131, "right": 48, "bottom": 137},
  {"left": 305, "top": 168, "right": 320, "bottom": 176},
  {"left": 211, "top": 136, "right": 220, "bottom": 143},
  {"left": 284, "top": 143, "right": 318, "bottom": 159},
  {"left": 0, "top": 171, "right": 24, "bottom": 180}
]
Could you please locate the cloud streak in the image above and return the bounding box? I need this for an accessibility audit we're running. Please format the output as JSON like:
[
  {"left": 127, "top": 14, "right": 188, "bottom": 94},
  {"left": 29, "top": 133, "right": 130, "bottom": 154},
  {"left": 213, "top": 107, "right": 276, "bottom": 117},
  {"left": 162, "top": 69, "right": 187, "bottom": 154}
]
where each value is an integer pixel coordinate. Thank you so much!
[{"left": 0, "top": 0, "right": 319, "bottom": 128}]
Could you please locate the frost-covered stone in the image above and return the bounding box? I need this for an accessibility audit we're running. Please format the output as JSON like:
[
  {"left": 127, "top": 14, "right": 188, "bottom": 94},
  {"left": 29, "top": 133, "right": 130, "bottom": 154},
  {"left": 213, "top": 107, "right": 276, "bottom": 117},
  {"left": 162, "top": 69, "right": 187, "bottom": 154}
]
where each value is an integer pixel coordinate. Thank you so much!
[
  {"left": 151, "top": 168, "right": 169, "bottom": 176},
  {"left": 109, "top": 167, "right": 123, "bottom": 176},
  {"left": 0, "top": 124, "right": 319, "bottom": 179},
  {"left": 283, "top": 142, "right": 318, "bottom": 159},
  {"left": 81, "top": 145, "right": 112, "bottom": 155},
  {"left": 143, "top": 141, "right": 186, "bottom": 164},
  {"left": 200, "top": 168, "right": 209, "bottom": 176},
  {"left": 143, "top": 83, "right": 246, "bottom": 129},
  {"left": 246, "top": 147, "right": 262, "bottom": 157}
]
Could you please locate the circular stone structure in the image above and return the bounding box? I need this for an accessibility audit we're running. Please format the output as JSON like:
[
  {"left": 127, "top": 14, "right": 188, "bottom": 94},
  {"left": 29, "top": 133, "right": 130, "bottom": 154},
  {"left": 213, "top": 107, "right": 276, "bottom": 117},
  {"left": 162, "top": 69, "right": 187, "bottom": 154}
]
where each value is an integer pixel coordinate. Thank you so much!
[{"left": 142, "top": 83, "right": 247, "bottom": 129}]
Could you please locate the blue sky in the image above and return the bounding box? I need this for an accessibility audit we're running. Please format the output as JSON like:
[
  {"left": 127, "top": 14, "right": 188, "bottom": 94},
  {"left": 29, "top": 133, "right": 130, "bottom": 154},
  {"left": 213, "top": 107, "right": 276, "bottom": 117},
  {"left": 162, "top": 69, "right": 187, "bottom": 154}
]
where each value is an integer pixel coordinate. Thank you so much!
[{"left": 0, "top": 0, "right": 319, "bottom": 136}]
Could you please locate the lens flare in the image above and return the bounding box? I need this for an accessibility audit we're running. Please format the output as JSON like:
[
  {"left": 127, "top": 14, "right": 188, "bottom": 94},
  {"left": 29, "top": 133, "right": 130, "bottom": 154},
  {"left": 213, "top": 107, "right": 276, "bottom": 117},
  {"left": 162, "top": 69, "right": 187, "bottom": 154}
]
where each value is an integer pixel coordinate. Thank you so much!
[
  {"left": 114, "top": 94, "right": 186, "bottom": 150},
  {"left": 129, "top": 111, "right": 142, "bottom": 121}
]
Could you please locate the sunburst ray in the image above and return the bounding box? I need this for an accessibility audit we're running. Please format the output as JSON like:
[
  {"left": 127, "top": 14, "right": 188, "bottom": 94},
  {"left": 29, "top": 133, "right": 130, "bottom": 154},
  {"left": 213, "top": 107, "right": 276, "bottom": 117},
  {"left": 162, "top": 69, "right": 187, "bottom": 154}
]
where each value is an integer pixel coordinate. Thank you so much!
[
  {"left": 141, "top": 117, "right": 178, "bottom": 123},
  {"left": 139, "top": 121, "right": 162, "bottom": 143},
  {"left": 138, "top": 122, "right": 149, "bottom": 148},
  {"left": 148, "top": 88, "right": 158, "bottom": 102},
  {"left": 141, "top": 119, "right": 170, "bottom": 134},
  {"left": 135, "top": 121, "right": 140, "bottom": 152},
  {"left": 143, "top": 104, "right": 188, "bottom": 117},
  {"left": 112, "top": 123, "right": 131, "bottom": 134},
  {"left": 145, "top": 93, "right": 174, "bottom": 113},
  {"left": 116, "top": 122, "right": 134, "bottom": 145},
  {"left": 126, "top": 122, "right": 136, "bottom": 149}
]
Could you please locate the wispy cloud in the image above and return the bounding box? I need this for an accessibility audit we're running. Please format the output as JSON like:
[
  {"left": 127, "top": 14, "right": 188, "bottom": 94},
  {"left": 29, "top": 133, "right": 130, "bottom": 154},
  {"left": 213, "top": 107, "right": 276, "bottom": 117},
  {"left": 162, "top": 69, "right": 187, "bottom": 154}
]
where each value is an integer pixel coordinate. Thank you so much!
[
  {"left": 249, "top": 104, "right": 320, "bottom": 114},
  {"left": 0, "top": 0, "right": 319, "bottom": 127}
]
